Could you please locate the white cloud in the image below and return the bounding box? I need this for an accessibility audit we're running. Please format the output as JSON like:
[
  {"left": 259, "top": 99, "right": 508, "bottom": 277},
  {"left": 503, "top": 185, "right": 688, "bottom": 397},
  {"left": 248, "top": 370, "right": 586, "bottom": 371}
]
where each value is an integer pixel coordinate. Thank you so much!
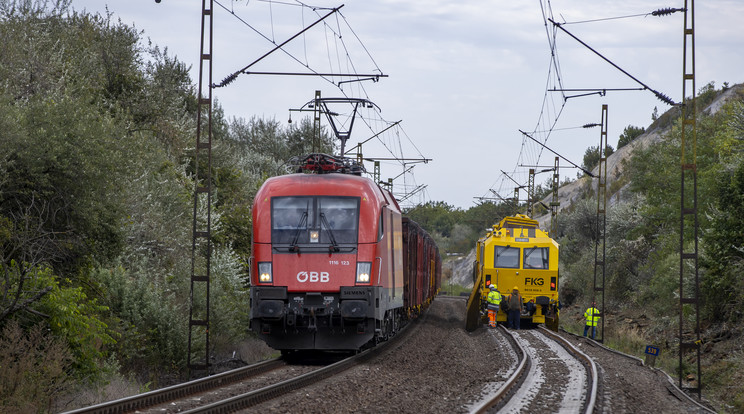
[{"left": 71, "top": 0, "right": 744, "bottom": 208}]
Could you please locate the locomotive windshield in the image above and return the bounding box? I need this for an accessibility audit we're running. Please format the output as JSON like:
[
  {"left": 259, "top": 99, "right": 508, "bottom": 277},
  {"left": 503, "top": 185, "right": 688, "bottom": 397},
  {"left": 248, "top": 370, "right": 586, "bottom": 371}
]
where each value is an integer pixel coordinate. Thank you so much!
[
  {"left": 272, "top": 196, "right": 359, "bottom": 247},
  {"left": 523, "top": 247, "right": 549, "bottom": 269},
  {"left": 494, "top": 246, "right": 519, "bottom": 269}
]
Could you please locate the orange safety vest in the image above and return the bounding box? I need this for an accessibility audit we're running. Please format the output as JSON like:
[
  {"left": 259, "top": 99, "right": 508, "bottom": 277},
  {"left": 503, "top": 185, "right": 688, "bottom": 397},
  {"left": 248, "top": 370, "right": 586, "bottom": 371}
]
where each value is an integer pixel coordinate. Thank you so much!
[{"left": 508, "top": 292, "right": 522, "bottom": 310}]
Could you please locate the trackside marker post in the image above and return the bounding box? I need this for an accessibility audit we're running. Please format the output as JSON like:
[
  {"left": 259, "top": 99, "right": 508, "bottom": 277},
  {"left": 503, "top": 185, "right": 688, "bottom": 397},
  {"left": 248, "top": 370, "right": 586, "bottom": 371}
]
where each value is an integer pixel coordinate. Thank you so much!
[{"left": 645, "top": 345, "right": 660, "bottom": 367}]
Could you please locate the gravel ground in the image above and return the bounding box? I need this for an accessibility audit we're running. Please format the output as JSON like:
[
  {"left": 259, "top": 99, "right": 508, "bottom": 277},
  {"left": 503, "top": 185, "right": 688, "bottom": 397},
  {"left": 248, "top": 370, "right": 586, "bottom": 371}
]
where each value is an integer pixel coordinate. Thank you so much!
[
  {"left": 251, "top": 296, "right": 511, "bottom": 413},
  {"left": 556, "top": 331, "right": 716, "bottom": 414},
  {"left": 244, "top": 296, "right": 715, "bottom": 413},
  {"left": 498, "top": 330, "right": 587, "bottom": 413}
]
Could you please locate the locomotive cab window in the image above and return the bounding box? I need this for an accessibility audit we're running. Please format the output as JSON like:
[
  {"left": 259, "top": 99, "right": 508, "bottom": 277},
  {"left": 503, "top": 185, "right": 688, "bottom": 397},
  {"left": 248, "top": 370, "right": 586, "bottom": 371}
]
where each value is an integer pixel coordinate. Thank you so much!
[
  {"left": 494, "top": 246, "right": 519, "bottom": 269},
  {"left": 318, "top": 197, "right": 359, "bottom": 244},
  {"left": 271, "top": 196, "right": 359, "bottom": 246},
  {"left": 272, "top": 196, "right": 312, "bottom": 244},
  {"left": 523, "top": 247, "right": 549, "bottom": 269}
]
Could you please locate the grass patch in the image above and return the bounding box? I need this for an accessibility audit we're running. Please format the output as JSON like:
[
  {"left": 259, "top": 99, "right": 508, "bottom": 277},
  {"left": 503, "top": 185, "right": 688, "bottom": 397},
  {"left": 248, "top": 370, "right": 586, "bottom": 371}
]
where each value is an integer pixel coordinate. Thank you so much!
[
  {"left": 604, "top": 325, "right": 646, "bottom": 358},
  {"left": 604, "top": 324, "right": 681, "bottom": 379},
  {"left": 703, "top": 348, "right": 744, "bottom": 413},
  {"left": 560, "top": 312, "right": 584, "bottom": 336},
  {"left": 440, "top": 283, "right": 471, "bottom": 297}
]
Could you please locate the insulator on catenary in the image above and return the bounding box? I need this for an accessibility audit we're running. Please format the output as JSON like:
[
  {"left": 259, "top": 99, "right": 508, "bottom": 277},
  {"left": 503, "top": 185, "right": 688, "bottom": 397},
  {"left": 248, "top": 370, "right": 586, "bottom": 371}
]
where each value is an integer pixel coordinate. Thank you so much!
[
  {"left": 651, "top": 7, "right": 685, "bottom": 17},
  {"left": 213, "top": 72, "right": 239, "bottom": 89},
  {"left": 654, "top": 91, "right": 676, "bottom": 106}
]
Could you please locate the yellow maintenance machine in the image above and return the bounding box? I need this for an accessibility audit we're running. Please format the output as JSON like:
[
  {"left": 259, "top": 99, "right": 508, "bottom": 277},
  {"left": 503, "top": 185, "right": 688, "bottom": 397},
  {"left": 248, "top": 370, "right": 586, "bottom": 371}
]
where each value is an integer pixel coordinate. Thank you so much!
[{"left": 465, "top": 214, "right": 559, "bottom": 331}]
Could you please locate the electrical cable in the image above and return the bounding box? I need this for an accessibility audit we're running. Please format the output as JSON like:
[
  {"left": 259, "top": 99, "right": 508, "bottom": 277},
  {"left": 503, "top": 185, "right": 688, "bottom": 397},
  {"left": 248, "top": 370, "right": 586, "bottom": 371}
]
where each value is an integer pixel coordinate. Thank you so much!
[
  {"left": 212, "top": 0, "right": 341, "bottom": 88},
  {"left": 488, "top": 0, "right": 569, "bottom": 202},
  {"left": 559, "top": 7, "right": 685, "bottom": 25},
  {"left": 213, "top": 1, "right": 428, "bottom": 204},
  {"left": 548, "top": 17, "right": 677, "bottom": 105}
]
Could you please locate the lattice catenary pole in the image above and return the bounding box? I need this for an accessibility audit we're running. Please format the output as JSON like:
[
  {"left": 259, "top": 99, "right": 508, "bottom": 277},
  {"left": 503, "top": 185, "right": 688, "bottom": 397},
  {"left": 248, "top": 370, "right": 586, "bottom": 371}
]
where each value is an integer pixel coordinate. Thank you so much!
[
  {"left": 188, "top": 0, "right": 214, "bottom": 378},
  {"left": 592, "top": 104, "right": 608, "bottom": 343},
  {"left": 679, "top": 0, "right": 701, "bottom": 398}
]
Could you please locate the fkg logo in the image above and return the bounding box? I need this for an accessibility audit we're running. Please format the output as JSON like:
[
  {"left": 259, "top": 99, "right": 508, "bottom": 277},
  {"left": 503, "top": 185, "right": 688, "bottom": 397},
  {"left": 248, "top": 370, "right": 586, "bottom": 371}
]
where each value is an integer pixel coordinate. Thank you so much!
[
  {"left": 525, "top": 277, "right": 544, "bottom": 286},
  {"left": 296, "top": 271, "right": 330, "bottom": 283}
]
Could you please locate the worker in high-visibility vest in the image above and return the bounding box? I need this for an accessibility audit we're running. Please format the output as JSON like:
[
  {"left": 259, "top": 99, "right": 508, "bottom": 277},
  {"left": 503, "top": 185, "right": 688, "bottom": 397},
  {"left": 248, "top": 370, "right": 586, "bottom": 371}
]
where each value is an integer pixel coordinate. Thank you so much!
[
  {"left": 506, "top": 286, "right": 523, "bottom": 330},
  {"left": 486, "top": 284, "right": 501, "bottom": 328},
  {"left": 583, "top": 302, "right": 601, "bottom": 339}
]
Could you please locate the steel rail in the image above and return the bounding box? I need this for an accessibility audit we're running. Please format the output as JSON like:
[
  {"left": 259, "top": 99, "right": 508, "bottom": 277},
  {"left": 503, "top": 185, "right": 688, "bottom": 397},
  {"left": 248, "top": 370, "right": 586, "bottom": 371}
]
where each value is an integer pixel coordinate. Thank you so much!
[
  {"left": 470, "top": 325, "right": 530, "bottom": 413},
  {"left": 60, "top": 358, "right": 285, "bottom": 414},
  {"left": 181, "top": 315, "right": 422, "bottom": 413},
  {"left": 538, "top": 326, "right": 599, "bottom": 414},
  {"left": 558, "top": 328, "right": 715, "bottom": 414}
]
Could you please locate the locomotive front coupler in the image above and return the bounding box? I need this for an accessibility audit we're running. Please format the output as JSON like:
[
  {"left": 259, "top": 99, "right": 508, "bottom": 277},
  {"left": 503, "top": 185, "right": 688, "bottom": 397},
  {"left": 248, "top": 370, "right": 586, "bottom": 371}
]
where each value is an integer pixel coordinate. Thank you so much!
[{"left": 308, "top": 308, "right": 317, "bottom": 331}]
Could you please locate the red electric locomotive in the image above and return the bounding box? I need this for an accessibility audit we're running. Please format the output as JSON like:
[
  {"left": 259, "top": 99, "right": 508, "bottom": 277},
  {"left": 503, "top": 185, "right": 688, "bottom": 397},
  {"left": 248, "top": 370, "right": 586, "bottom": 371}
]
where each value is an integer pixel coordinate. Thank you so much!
[{"left": 249, "top": 154, "right": 441, "bottom": 352}]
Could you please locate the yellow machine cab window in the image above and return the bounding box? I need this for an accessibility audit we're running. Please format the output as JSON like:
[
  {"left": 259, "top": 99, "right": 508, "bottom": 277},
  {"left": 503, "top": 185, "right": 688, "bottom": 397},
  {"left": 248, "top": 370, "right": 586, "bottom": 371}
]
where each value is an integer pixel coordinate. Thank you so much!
[
  {"left": 523, "top": 247, "right": 549, "bottom": 269},
  {"left": 494, "top": 246, "right": 519, "bottom": 268}
]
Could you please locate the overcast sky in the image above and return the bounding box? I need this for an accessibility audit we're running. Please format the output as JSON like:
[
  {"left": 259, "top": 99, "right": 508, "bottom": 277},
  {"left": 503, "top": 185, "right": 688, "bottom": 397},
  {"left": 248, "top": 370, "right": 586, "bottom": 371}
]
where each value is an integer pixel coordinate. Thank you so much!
[{"left": 72, "top": 0, "right": 744, "bottom": 209}]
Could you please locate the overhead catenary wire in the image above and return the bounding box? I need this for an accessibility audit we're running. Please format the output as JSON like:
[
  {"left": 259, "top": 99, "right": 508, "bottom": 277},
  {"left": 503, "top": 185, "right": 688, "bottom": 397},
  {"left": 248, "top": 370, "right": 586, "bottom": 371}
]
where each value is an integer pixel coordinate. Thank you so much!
[
  {"left": 486, "top": 0, "right": 568, "bottom": 202},
  {"left": 547, "top": 17, "right": 677, "bottom": 105},
  {"left": 294, "top": 5, "right": 426, "bottom": 175},
  {"left": 486, "top": 3, "right": 683, "bottom": 204},
  {"left": 213, "top": 5, "right": 343, "bottom": 88},
  {"left": 212, "top": 1, "right": 427, "bottom": 204},
  {"left": 559, "top": 7, "right": 686, "bottom": 25},
  {"left": 520, "top": 129, "right": 595, "bottom": 178},
  {"left": 484, "top": 8, "right": 562, "bottom": 200}
]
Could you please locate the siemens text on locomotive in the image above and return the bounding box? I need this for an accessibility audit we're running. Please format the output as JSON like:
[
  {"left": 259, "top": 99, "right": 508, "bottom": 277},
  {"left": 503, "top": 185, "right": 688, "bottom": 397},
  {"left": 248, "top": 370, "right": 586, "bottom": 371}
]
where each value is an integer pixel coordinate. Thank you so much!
[
  {"left": 466, "top": 214, "right": 560, "bottom": 331},
  {"left": 249, "top": 154, "right": 441, "bottom": 352}
]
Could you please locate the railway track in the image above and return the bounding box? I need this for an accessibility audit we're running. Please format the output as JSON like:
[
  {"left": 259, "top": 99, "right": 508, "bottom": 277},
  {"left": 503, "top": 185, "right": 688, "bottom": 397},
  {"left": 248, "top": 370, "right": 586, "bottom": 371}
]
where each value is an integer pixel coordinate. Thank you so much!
[
  {"left": 471, "top": 325, "right": 598, "bottom": 414},
  {"left": 63, "top": 315, "right": 421, "bottom": 414},
  {"left": 64, "top": 298, "right": 708, "bottom": 413},
  {"left": 61, "top": 358, "right": 286, "bottom": 414}
]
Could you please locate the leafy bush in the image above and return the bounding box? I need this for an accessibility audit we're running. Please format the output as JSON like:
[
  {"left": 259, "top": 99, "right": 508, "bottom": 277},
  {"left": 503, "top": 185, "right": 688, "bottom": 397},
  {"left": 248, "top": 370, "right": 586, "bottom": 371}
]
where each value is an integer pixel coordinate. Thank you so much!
[
  {"left": 209, "top": 245, "right": 251, "bottom": 354},
  {"left": 39, "top": 275, "right": 115, "bottom": 377},
  {"left": 1, "top": 261, "right": 113, "bottom": 378},
  {"left": 0, "top": 320, "right": 73, "bottom": 413},
  {"left": 93, "top": 263, "right": 188, "bottom": 377},
  {"left": 701, "top": 148, "right": 744, "bottom": 322}
]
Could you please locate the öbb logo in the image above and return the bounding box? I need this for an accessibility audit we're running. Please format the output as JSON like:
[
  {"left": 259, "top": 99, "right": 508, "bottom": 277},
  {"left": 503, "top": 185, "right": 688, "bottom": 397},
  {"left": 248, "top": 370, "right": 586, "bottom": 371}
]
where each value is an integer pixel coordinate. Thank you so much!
[{"left": 296, "top": 271, "right": 330, "bottom": 283}]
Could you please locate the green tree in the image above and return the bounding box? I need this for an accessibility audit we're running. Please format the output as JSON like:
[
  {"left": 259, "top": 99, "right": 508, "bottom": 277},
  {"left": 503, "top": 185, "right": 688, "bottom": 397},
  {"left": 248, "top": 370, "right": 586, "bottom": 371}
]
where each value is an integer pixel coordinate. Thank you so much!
[
  {"left": 581, "top": 144, "right": 614, "bottom": 174},
  {"left": 405, "top": 201, "right": 461, "bottom": 238},
  {"left": 617, "top": 125, "right": 645, "bottom": 149},
  {"left": 701, "top": 161, "right": 744, "bottom": 320},
  {"left": 0, "top": 4, "right": 203, "bottom": 382}
]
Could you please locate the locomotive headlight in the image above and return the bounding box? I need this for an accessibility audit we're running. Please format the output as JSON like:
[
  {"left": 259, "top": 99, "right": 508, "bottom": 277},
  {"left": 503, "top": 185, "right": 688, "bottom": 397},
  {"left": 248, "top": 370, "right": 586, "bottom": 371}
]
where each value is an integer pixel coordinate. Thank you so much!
[
  {"left": 258, "top": 262, "right": 272, "bottom": 283},
  {"left": 356, "top": 262, "right": 372, "bottom": 283},
  {"left": 310, "top": 230, "right": 320, "bottom": 243}
]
